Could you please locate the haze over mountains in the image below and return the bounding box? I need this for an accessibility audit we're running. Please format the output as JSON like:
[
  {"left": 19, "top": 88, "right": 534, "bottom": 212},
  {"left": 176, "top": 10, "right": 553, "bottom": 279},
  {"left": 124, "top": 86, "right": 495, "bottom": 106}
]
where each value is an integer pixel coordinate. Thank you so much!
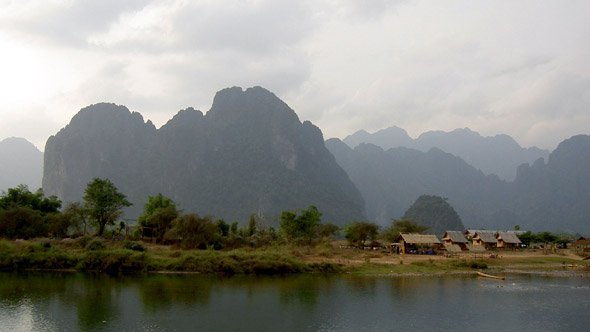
[
  {"left": 327, "top": 134, "right": 590, "bottom": 233},
  {"left": 344, "top": 127, "right": 549, "bottom": 181},
  {"left": 42, "top": 87, "right": 365, "bottom": 225},
  {"left": 0, "top": 137, "right": 43, "bottom": 192},
  {"left": 3, "top": 86, "right": 589, "bottom": 233}
]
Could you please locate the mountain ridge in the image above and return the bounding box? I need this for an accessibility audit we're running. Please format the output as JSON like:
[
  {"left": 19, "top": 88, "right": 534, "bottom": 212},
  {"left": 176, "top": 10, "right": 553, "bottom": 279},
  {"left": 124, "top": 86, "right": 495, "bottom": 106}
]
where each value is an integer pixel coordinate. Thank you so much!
[
  {"left": 343, "top": 126, "right": 549, "bottom": 181},
  {"left": 42, "top": 87, "right": 365, "bottom": 225}
]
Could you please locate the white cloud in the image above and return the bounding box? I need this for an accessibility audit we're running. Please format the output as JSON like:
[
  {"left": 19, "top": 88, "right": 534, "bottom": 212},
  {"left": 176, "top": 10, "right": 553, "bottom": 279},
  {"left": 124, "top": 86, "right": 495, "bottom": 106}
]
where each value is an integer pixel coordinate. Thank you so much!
[{"left": 0, "top": 0, "right": 589, "bottom": 150}]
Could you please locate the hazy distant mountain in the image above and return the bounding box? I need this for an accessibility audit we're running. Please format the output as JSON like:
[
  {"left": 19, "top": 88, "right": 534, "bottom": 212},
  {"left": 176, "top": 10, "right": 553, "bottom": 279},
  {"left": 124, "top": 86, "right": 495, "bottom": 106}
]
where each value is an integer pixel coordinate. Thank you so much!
[
  {"left": 510, "top": 135, "right": 590, "bottom": 232},
  {"left": 343, "top": 127, "right": 416, "bottom": 150},
  {"left": 326, "top": 139, "right": 508, "bottom": 228},
  {"left": 343, "top": 127, "right": 549, "bottom": 181},
  {"left": 43, "top": 87, "right": 365, "bottom": 225},
  {"left": 0, "top": 137, "right": 43, "bottom": 192},
  {"left": 328, "top": 135, "right": 590, "bottom": 233},
  {"left": 402, "top": 195, "right": 465, "bottom": 236}
]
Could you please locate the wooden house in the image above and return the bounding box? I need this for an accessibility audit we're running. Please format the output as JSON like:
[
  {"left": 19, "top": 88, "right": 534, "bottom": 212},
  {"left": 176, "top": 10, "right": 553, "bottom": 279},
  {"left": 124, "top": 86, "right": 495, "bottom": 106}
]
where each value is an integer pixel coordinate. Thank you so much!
[
  {"left": 574, "top": 236, "right": 590, "bottom": 253},
  {"left": 442, "top": 231, "right": 469, "bottom": 251},
  {"left": 471, "top": 231, "right": 497, "bottom": 250},
  {"left": 396, "top": 233, "right": 441, "bottom": 255},
  {"left": 496, "top": 231, "right": 522, "bottom": 249}
]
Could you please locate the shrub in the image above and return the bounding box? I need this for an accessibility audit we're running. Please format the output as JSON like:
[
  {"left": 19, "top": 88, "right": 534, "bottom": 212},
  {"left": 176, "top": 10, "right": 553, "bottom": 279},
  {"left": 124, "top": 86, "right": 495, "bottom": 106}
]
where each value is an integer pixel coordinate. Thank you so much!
[
  {"left": 453, "top": 259, "right": 488, "bottom": 269},
  {"left": 85, "top": 238, "right": 106, "bottom": 251},
  {"left": 77, "top": 250, "right": 147, "bottom": 275},
  {"left": 123, "top": 241, "right": 146, "bottom": 252}
]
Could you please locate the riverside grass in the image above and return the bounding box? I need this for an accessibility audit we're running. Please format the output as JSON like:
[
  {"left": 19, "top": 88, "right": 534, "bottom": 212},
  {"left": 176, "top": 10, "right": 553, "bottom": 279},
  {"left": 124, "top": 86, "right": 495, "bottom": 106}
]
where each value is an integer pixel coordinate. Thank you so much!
[
  {"left": 0, "top": 239, "right": 338, "bottom": 275},
  {"left": 0, "top": 239, "right": 587, "bottom": 276}
]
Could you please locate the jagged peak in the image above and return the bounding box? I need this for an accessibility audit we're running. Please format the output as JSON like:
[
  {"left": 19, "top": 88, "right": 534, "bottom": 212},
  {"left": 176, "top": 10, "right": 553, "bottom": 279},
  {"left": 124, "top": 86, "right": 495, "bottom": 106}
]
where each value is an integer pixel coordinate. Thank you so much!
[{"left": 207, "top": 86, "right": 299, "bottom": 124}]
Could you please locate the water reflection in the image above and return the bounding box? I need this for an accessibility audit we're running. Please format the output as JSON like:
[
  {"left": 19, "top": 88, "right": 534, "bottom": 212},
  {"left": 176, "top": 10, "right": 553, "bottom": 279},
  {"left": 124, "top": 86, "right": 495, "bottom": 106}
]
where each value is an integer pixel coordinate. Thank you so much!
[{"left": 0, "top": 272, "right": 588, "bottom": 331}]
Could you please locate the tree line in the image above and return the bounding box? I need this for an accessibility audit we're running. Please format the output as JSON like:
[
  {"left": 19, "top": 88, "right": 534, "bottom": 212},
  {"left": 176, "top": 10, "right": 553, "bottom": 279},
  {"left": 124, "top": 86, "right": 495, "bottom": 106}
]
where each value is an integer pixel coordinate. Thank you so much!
[{"left": 0, "top": 179, "right": 577, "bottom": 250}]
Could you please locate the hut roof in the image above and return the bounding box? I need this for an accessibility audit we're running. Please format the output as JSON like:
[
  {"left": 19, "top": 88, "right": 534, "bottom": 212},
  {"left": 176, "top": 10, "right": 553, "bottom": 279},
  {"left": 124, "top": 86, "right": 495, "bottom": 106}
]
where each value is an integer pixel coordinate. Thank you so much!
[
  {"left": 443, "top": 231, "right": 468, "bottom": 243},
  {"left": 474, "top": 231, "right": 497, "bottom": 243},
  {"left": 444, "top": 243, "right": 463, "bottom": 253},
  {"left": 397, "top": 233, "right": 441, "bottom": 244},
  {"left": 497, "top": 231, "right": 521, "bottom": 244},
  {"left": 575, "top": 236, "right": 590, "bottom": 245}
]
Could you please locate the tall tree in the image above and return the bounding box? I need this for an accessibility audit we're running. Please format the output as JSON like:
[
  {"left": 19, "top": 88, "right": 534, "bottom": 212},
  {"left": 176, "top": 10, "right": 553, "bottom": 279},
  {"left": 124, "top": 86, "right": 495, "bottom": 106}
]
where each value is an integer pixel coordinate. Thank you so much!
[
  {"left": 137, "top": 193, "right": 178, "bottom": 242},
  {"left": 279, "top": 205, "right": 322, "bottom": 244},
  {"left": 344, "top": 221, "right": 379, "bottom": 248},
  {"left": 83, "top": 178, "right": 131, "bottom": 236}
]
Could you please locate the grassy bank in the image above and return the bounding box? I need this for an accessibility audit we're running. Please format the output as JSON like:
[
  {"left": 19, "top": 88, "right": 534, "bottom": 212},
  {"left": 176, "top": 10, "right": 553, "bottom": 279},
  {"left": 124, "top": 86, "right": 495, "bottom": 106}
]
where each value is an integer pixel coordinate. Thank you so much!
[
  {"left": 1, "top": 238, "right": 588, "bottom": 276},
  {"left": 0, "top": 239, "right": 340, "bottom": 275}
]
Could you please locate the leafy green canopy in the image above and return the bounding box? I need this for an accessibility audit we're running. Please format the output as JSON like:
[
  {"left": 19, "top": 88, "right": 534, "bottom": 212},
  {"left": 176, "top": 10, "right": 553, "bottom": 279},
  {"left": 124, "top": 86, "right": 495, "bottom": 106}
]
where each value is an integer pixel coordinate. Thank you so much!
[
  {"left": 0, "top": 185, "right": 61, "bottom": 213},
  {"left": 137, "top": 194, "right": 178, "bottom": 242},
  {"left": 279, "top": 205, "right": 322, "bottom": 244},
  {"left": 83, "top": 178, "right": 131, "bottom": 236},
  {"left": 344, "top": 221, "right": 379, "bottom": 247},
  {"left": 164, "top": 214, "right": 219, "bottom": 249},
  {"left": 0, "top": 185, "right": 63, "bottom": 239}
]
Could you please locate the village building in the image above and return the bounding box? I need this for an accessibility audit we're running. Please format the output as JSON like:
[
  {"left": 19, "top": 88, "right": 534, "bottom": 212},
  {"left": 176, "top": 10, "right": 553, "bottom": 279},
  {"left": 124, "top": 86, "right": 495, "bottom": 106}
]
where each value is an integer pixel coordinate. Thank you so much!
[
  {"left": 395, "top": 233, "right": 441, "bottom": 255},
  {"left": 441, "top": 231, "right": 469, "bottom": 251},
  {"left": 574, "top": 236, "right": 590, "bottom": 254},
  {"left": 471, "top": 231, "right": 497, "bottom": 250},
  {"left": 496, "top": 231, "right": 522, "bottom": 249}
]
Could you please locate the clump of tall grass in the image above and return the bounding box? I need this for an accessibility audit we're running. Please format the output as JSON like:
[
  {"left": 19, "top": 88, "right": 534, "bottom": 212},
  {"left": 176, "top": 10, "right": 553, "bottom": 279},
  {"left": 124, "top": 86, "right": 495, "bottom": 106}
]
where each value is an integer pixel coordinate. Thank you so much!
[{"left": 452, "top": 259, "right": 488, "bottom": 269}]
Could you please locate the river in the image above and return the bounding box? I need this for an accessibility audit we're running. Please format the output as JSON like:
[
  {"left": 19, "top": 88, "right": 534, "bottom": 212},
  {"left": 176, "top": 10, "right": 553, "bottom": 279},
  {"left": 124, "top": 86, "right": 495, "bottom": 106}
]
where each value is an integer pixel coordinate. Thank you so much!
[{"left": 0, "top": 272, "right": 588, "bottom": 331}]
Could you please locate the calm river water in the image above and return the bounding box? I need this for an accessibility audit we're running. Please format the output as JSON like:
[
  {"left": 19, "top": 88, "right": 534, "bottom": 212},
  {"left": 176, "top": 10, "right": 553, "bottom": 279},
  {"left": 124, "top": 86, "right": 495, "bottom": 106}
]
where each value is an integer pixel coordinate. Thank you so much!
[{"left": 0, "top": 272, "right": 588, "bottom": 331}]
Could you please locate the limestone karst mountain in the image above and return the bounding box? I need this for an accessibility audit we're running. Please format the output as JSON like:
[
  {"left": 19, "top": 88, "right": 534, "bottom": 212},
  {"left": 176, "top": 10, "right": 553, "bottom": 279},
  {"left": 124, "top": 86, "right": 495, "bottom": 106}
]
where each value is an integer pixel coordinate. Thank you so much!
[
  {"left": 42, "top": 87, "right": 365, "bottom": 225},
  {"left": 327, "top": 135, "right": 590, "bottom": 233},
  {"left": 344, "top": 127, "right": 549, "bottom": 181},
  {"left": 0, "top": 137, "right": 43, "bottom": 192}
]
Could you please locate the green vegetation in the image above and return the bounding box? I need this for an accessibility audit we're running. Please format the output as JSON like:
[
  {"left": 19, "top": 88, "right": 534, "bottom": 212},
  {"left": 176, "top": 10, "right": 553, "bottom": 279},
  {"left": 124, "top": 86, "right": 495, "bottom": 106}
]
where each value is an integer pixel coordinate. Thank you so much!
[
  {"left": 279, "top": 206, "right": 322, "bottom": 245},
  {"left": 1, "top": 182, "right": 588, "bottom": 277},
  {"left": 0, "top": 185, "right": 63, "bottom": 239},
  {"left": 0, "top": 239, "right": 339, "bottom": 276},
  {"left": 137, "top": 194, "right": 178, "bottom": 242},
  {"left": 344, "top": 221, "right": 379, "bottom": 247},
  {"left": 83, "top": 178, "right": 131, "bottom": 236}
]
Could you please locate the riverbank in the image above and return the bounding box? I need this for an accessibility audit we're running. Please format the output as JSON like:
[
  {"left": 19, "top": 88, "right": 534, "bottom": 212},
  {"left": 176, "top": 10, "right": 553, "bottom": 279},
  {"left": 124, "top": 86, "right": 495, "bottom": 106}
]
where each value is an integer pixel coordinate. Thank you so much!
[{"left": 1, "top": 238, "right": 588, "bottom": 276}]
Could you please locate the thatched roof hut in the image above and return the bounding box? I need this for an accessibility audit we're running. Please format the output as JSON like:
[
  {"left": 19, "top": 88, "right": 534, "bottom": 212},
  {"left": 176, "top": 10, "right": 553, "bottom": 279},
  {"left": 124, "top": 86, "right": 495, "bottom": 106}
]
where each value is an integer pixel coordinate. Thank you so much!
[
  {"left": 575, "top": 236, "right": 590, "bottom": 253},
  {"left": 395, "top": 233, "right": 441, "bottom": 254},
  {"left": 472, "top": 231, "right": 497, "bottom": 249},
  {"left": 496, "top": 231, "right": 521, "bottom": 249},
  {"left": 442, "top": 231, "right": 468, "bottom": 250}
]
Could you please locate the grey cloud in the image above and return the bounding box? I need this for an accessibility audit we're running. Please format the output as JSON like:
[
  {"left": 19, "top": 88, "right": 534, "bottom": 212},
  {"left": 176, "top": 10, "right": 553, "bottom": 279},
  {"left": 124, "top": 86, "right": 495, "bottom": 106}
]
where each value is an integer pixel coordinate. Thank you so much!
[
  {"left": 173, "top": 1, "right": 314, "bottom": 54},
  {"left": 1, "top": 0, "right": 149, "bottom": 47},
  {"left": 528, "top": 74, "right": 590, "bottom": 118}
]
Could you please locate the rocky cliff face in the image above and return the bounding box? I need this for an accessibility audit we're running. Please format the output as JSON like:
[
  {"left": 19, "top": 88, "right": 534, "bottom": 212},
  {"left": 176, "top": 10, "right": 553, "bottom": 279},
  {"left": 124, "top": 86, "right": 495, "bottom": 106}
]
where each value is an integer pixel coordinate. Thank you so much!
[
  {"left": 0, "top": 137, "right": 43, "bottom": 192},
  {"left": 43, "top": 87, "right": 365, "bottom": 225}
]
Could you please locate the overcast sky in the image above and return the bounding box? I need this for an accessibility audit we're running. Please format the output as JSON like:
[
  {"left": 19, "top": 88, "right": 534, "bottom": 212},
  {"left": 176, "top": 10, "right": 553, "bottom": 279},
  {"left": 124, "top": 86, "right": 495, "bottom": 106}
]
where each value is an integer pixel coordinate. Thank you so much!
[{"left": 1, "top": 0, "right": 589, "bottom": 151}]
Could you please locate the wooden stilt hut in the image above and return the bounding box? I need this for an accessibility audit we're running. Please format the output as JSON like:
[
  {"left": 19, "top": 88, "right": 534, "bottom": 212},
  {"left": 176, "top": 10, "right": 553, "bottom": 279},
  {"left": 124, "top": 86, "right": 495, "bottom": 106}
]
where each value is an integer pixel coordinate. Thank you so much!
[{"left": 396, "top": 233, "right": 441, "bottom": 255}]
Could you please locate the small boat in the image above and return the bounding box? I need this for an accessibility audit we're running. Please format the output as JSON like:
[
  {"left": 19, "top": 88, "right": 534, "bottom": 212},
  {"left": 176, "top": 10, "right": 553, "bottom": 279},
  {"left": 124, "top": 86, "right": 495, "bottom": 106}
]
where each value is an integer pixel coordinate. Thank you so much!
[{"left": 477, "top": 271, "right": 505, "bottom": 280}]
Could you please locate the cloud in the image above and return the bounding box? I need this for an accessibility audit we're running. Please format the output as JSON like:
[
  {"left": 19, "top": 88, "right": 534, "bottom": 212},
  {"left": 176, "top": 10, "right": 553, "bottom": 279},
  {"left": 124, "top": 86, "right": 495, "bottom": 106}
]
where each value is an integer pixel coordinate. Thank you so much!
[{"left": 0, "top": 0, "right": 589, "bottom": 151}]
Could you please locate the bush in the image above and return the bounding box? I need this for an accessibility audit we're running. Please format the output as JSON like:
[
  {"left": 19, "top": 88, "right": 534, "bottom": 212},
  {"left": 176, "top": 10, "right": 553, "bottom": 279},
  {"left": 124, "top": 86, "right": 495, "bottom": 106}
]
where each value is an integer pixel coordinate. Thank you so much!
[
  {"left": 77, "top": 250, "right": 147, "bottom": 275},
  {"left": 85, "top": 238, "right": 106, "bottom": 251},
  {"left": 453, "top": 259, "right": 488, "bottom": 269},
  {"left": 123, "top": 241, "right": 146, "bottom": 252},
  {"left": 76, "top": 235, "right": 93, "bottom": 248}
]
